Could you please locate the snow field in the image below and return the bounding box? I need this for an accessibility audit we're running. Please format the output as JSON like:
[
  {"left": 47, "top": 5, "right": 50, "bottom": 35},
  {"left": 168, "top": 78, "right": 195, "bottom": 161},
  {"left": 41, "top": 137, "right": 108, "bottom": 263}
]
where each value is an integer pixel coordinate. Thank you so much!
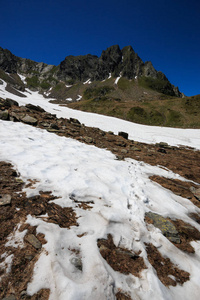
[
  {"left": 0, "top": 120, "right": 200, "bottom": 299},
  {"left": 0, "top": 78, "right": 200, "bottom": 150}
]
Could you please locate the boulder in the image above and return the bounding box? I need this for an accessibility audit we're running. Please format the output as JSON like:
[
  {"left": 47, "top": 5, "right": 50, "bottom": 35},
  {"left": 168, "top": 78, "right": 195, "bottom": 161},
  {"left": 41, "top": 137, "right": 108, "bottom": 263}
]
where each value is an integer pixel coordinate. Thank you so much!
[
  {"left": 0, "top": 194, "right": 11, "bottom": 206},
  {"left": 25, "top": 103, "right": 45, "bottom": 112},
  {"left": 146, "top": 212, "right": 180, "bottom": 243},
  {"left": 118, "top": 131, "right": 128, "bottom": 139},
  {"left": 21, "top": 115, "right": 38, "bottom": 125},
  {"left": 0, "top": 110, "right": 9, "bottom": 120},
  {"left": 25, "top": 234, "right": 42, "bottom": 250}
]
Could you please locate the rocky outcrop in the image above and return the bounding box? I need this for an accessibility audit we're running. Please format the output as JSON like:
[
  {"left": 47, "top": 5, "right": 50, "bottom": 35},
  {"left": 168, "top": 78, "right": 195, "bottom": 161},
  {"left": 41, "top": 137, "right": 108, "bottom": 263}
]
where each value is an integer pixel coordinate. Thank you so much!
[
  {"left": 0, "top": 47, "right": 54, "bottom": 78},
  {"left": 0, "top": 47, "right": 19, "bottom": 73},
  {"left": 0, "top": 45, "right": 182, "bottom": 97}
]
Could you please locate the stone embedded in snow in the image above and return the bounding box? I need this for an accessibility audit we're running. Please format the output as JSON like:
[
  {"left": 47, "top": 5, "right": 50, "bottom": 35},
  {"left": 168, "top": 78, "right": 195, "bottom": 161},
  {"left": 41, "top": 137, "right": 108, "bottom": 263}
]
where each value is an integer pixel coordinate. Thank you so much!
[
  {"left": 25, "top": 234, "right": 42, "bottom": 250},
  {"left": 0, "top": 194, "right": 11, "bottom": 206},
  {"left": 118, "top": 131, "right": 129, "bottom": 140},
  {"left": 190, "top": 187, "right": 200, "bottom": 201},
  {"left": 69, "top": 117, "right": 81, "bottom": 125},
  {"left": 21, "top": 115, "right": 38, "bottom": 126},
  {"left": 83, "top": 136, "right": 93, "bottom": 143},
  {"left": 70, "top": 257, "right": 82, "bottom": 271},
  {"left": 0, "top": 110, "right": 9, "bottom": 120},
  {"left": 25, "top": 103, "right": 45, "bottom": 112},
  {"left": 145, "top": 212, "right": 181, "bottom": 243}
]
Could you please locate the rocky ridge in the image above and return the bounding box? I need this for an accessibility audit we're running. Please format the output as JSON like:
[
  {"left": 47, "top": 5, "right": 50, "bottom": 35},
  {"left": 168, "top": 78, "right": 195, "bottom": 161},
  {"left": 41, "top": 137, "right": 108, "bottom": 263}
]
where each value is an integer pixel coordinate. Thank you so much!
[{"left": 0, "top": 45, "right": 182, "bottom": 98}]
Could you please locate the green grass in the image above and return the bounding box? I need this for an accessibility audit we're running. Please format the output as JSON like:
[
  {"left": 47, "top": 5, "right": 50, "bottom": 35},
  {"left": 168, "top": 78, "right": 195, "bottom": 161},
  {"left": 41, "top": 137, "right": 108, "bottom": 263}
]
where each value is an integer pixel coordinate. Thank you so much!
[
  {"left": 138, "top": 74, "right": 176, "bottom": 96},
  {"left": 117, "top": 78, "right": 135, "bottom": 91},
  {"left": 40, "top": 80, "right": 51, "bottom": 90},
  {"left": 83, "top": 86, "right": 114, "bottom": 100},
  {"left": 26, "top": 76, "right": 39, "bottom": 88},
  {"left": 69, "top": 93, "right": 200, "bottom": 128}
]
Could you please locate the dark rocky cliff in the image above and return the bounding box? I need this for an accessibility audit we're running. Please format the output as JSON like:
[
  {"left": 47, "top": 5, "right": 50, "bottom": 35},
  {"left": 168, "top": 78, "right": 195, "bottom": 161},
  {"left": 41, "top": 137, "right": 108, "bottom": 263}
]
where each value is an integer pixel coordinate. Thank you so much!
[{"left": 0, "top": 45, "right": 182, "bottom": 97}]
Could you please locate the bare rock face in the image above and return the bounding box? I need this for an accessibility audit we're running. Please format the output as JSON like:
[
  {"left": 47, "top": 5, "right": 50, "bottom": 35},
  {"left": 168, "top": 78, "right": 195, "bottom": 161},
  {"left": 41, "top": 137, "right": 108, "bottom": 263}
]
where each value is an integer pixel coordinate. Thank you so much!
[
  {"left": 0, "top": 47, "right": 19, "bottom": 73},
  {"left": 0, "top": 45, "right": 182, "bottom": 97},
  {"left": 58, "top": 54, "right": 99, "bottom": 81}
]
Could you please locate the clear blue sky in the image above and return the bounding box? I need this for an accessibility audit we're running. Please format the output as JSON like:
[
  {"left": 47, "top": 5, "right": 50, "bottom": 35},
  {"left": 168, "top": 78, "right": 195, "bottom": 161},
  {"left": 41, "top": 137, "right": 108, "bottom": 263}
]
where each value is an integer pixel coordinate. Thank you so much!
[{"left": 1, "top": 0, "right": 199, "bottom": 96}]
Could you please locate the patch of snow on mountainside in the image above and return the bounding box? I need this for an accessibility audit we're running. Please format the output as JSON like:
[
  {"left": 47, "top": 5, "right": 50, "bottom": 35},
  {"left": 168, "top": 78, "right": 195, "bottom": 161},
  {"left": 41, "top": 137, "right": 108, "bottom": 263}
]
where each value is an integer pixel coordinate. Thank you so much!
[
  {"left": 0, "top": 78, "right": 200, "bottom": 150},
  {"left": 0, "top": 120, "right": 200, "bottom": 299}
]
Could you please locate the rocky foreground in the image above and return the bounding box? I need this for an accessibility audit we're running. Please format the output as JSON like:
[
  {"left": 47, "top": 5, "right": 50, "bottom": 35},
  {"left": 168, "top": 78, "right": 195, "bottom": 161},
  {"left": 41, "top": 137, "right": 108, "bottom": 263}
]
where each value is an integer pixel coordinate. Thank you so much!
[{"left": 0, "top": 99, "right": 200, "bottom": 299}]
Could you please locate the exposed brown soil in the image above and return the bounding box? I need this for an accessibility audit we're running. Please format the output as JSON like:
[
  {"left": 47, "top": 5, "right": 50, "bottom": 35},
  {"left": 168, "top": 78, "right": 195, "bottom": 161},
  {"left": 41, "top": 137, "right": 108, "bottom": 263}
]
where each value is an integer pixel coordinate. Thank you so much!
[
  {"left": 145, "top": 210, "right": 200, "bottom": 254},
  {"left": 116, "top": 291, "right": 132, "bottom": 300},
  {"left": 97, "top": 234, "right": 146, "bottom": 277},
  {"left": 146, "top": 243, "right": 190, "bottom": 287},
  {"left": 0, "top": 161, "right": 77, "bottom": 299},
  {"left": 170, "top": 219, "right": 200, "bottom": 253}
]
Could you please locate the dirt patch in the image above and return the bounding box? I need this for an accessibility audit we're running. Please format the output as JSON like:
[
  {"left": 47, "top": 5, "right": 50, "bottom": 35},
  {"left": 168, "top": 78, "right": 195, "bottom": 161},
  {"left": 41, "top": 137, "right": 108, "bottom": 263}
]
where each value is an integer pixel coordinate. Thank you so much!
[
  {"left": 116, "top": 291, "right": 132, "bottom": 300},
  {"left": 145, "top": 212, "right": 200, "bottom": 253},
  {"left": 0, "top": 161, "right": 78, "bottom": 299},
  {"left": 97, "top": 234, "right": 146, "bottom": 277},
  {"left": 170, "top": 219, "right": 200, "bottom": 253},
  {"left": 146, "top": 243, "right": 190, "bottom": 287},
  {"left": 19, "top": 192, "right": 78, "bottom": 228}
]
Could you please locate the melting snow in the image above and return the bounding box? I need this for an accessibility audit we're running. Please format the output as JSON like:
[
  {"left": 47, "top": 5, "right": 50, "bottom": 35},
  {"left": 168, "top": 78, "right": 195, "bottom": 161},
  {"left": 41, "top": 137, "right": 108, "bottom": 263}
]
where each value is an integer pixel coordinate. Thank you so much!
[
  {"left": 76, "top": 94, "right": 82, "bottom": 101},
  {"left": 83, "top": 79, "right": 92, "bottom": 85},
  {"left": 115, "top": 73, "right": 122, "bottom": 85},
  {"left": 0, "top": 78, "right": 200, "bottom": 149},
  {"left": 0, "top": 121, "right": 200, "bottom": 299}
]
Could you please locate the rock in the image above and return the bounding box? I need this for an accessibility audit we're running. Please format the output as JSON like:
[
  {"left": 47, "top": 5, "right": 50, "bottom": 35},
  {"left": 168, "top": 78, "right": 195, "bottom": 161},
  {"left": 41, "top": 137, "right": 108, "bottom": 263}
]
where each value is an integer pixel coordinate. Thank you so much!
[
  {"left": 99, "top": 244, "right": 109, "bottom": 252},
  {"left": 25, "top": 103, "right": 45, "bottom": 112},
  {"left": 130, "top": 146, "right": 141, "bottom": 151},
  {"left": 115, "top": 140, "right": 126, "bottom": 147},
  {"left": 156, "top": 142, "right": 170, "bottom": 149},
  {"left": 2, "top": 295, "right": 16, "bottom": 300},
  {"left": 21, "top": 115, "right": 38, "bottom": 125},
  {"left": 118, "top": 131, "right": 128, "bottom": 139},
  {"left": 47, "top": 128, "right": 60, "bottom": 133},
  {"left": 157, "top": 148, "right": 167, "bottom": 154},
  {"left": 25, "top": 254, "right": 34, "bottom": 261},
  {"left": 0, "top": 110, "right": 9, "bottom": 120},
  {"left": 0, "top": 79, "right": 3, "bottom": 84},
  {"left": 145, "top": 212, "right": 181, "bottom": 243},
  {"left": 0, "top": 194, "right": 11, "bottom": 206},
  {"left": 50, "top": 123, "right": 59, "bottom": 130},
  {"left": 83, "top": 136, "right": 93, "bottom": 143},
  {"left": 191, "top": 187, "right": 200, "bottom": 201},
  {"left": 25, "top": 234, "right": 42, "bottom": 249},
  {"left": 121, "top": 149, "right": 128, "bottom": 154},
  {"left": 69, "top": 117, "right": 81, "bottom": 125},
  {"left": 6, "top": 98, "right": 19, "bottom": 107},
  {"left": 9, "top": 111, "right": 22, "bottom": 121},
  {"left": 70, "top": 257, "right": 82, "bottom": 271},
  {"left": 0, "top": 98, "right": 19, "bottom": 109},
  {"left": 20, "top": 291, "right": 27, "bottom": 299}
]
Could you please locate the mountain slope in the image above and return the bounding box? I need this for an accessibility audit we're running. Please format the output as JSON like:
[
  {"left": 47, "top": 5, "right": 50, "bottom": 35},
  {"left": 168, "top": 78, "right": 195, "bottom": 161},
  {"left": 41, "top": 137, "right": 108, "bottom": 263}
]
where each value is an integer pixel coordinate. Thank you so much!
[{"left": 1, "top": 45, "right": 200, "bottom": 130}]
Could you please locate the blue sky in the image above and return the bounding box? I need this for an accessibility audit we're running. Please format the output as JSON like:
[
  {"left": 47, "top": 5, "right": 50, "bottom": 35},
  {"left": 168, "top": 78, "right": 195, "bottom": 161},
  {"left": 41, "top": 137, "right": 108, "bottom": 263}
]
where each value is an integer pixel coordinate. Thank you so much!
[{"left": 1, "top": 0, "right": 199, "bottom": 96}]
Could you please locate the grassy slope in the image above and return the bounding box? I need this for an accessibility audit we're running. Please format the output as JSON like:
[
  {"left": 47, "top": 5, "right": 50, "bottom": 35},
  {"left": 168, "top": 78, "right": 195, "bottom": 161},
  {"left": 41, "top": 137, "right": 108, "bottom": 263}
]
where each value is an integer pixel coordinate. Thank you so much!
[{"left": 67, "top": 78, "right": 200, "bottom": 128}]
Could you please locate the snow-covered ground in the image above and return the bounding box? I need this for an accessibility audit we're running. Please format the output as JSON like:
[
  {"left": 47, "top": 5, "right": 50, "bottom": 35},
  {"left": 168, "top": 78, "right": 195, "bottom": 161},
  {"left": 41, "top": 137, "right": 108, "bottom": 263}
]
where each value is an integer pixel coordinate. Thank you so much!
[
  {"left": 0, "top": 120, "right": 200, "bottom": 300},
  {"left": 1, "top": 79, "right": 200, "bottom": 299},
  {"left": 0, "top": 78, "right": 200, "bottom": 149}
]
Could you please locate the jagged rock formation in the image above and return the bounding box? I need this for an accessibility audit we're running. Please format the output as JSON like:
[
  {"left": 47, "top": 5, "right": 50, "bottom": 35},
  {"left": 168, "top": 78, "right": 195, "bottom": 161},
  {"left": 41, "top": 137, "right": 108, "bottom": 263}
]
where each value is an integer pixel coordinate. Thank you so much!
[{"left": 0, "top": 45, "right": 182, "bottom": 97}]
